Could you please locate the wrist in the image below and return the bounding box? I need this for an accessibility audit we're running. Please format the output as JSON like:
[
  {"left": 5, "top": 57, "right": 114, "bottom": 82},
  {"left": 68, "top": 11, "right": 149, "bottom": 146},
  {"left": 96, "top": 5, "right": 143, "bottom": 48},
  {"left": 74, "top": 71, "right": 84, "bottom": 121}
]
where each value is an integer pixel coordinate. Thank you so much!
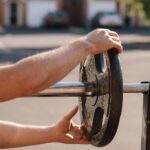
[
  {"left": 69, "top": 37, "right": 91, "bottom": 56},
  {"left": 43, "top": 125, "right": 57, "bottom": 143},
  {"left": 45, "top": 125, "right": 64, "bottom": 143}
]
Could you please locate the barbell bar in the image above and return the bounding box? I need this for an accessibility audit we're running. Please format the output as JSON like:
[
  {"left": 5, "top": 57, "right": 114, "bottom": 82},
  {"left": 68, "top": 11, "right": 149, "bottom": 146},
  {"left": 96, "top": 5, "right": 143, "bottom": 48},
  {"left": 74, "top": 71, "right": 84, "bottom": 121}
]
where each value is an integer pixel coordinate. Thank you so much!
[{"left": 33, "top": 82, "right": 150, "bottom": 97}]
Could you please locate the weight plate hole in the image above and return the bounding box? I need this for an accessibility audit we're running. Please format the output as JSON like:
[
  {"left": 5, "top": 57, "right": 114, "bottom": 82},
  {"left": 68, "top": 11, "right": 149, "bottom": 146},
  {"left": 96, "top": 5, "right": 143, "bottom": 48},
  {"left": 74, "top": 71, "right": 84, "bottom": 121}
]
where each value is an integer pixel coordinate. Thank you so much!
[
  {"left": 92, "top": 107, "right": 104, "bottom": 135},
  {"left": 95, "top": 54, "right": 106, "bottom": 73}
]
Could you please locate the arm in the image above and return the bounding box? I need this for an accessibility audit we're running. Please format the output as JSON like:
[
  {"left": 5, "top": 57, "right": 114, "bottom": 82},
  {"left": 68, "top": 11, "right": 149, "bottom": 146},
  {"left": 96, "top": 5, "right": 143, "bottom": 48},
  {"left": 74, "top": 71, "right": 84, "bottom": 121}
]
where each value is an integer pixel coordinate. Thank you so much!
[
  {"left": 0, "top": 29, "right": 123, "bottom": 102},
  {"left": 0, "top": 106, "right": 88, "bottom": 148},
  {"left": 0, "top": 121, "right": 52, "bottom": 148}
]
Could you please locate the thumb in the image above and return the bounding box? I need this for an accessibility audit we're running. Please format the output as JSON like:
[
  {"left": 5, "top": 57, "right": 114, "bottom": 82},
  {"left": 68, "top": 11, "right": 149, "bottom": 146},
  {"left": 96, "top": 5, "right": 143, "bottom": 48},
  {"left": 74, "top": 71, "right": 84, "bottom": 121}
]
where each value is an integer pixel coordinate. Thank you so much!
[{"left": 64, "top": 106, "right": 78, "bottom": 121}]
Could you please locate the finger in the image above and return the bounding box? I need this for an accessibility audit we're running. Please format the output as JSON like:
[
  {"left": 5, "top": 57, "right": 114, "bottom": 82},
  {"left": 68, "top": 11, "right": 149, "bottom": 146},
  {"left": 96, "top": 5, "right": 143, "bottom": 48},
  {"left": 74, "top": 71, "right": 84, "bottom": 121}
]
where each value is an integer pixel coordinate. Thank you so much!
[
  {"left": 110, "top": 40, "right": 123, "bottom": 53},
  {"left": 69, "top": 127, "right": 83, "bottom": 139},
  {"left": 109, "top": 31, "right": 119, "bottom": 38},
  {"left": 65, "top": 134, "right": 89, "bottom": 144},
  {"left": 64, "top": 106, "right": 78, "bottom": 120},
  {"left": 60, "top": 134, "right": 78, "bottom": 144},
  {"left": 111, "top": 37, "right": 121, "bottom": 43},
  {"left": 78, "top": 139, "right": 89, "bottom": 144},
  {"left": 101, "top": 28, "right": 110, "bottom": 31},
  {"left": 69, "top": 120, "right": 80, "bottom": 131},
  {"left": 96, "top": 28, "right": 110, "bottom": 32}
]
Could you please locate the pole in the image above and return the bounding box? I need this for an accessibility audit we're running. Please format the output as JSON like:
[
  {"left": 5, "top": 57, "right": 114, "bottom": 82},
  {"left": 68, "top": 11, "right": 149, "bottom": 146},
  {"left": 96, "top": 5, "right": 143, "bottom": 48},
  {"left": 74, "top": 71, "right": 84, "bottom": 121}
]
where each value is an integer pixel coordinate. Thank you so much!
[{"left": 141, "top": 82, "right": 150, "bottom": 150}]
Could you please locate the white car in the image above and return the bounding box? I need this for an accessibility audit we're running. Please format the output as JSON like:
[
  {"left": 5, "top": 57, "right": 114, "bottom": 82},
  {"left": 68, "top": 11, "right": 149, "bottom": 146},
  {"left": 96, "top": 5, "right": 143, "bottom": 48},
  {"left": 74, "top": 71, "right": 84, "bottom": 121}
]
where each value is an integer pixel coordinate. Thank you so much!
[{"left": 99, "top": 12, "right": 124, "bottom": 27}]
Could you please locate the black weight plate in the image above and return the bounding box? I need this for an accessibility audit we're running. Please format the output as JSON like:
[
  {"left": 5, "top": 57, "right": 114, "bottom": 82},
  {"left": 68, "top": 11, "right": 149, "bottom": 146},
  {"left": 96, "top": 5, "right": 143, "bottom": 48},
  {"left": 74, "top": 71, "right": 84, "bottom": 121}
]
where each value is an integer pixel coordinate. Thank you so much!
[{"left": 79, "top": 49, "right": 123, "bottom": 147}]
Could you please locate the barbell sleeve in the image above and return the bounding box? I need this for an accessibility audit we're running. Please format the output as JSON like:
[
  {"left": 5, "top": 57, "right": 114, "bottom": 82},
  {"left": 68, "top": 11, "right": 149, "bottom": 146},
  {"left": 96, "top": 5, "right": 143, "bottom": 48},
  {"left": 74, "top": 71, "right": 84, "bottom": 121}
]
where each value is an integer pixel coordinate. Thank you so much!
[
  {"left": 32, "top": 82, "right": 150, "bottom": 97},
  {"left": 123, "top": 83, "right": 149, "bottom": 93}
]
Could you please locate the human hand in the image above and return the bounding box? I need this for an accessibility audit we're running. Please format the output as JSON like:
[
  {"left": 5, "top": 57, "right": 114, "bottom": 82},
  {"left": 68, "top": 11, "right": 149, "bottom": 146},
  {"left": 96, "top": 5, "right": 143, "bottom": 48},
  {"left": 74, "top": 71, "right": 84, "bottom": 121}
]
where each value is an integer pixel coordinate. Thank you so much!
[
  {"left": 82, "top": 28, "right": 123, "bottom": 54},
  {"left": 51, "top": 106, "right": 88, "bottom": 144}
]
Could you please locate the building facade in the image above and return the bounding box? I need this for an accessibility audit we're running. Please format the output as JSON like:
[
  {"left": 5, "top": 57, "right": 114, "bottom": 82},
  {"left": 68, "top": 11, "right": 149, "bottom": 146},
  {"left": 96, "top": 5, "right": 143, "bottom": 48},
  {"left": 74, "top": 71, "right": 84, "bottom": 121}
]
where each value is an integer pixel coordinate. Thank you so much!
[
  {"left": 0, "top": 0, "right": 26, "bottom": 27},
  {"left": 0, "top": 0, "right": 58, "bottom": 27},
  {"left": 0, "top": 0, "right": 117, "bottom": 28}
]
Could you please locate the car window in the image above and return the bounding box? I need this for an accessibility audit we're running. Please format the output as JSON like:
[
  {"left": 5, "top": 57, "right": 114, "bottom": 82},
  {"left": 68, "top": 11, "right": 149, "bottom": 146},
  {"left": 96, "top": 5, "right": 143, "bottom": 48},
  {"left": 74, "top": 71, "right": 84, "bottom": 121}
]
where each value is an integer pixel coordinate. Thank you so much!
[{"left": 103, "top": 12, "right": 118, "bottom": 16}]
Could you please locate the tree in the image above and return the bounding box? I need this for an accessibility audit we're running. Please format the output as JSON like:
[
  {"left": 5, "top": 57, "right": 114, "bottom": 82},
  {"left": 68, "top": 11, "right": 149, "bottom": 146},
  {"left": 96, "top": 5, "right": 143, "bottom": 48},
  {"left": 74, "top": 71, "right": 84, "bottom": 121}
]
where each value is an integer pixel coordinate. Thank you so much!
[{"left": 138, "top": 0, "right": 150, "bottom": 18}]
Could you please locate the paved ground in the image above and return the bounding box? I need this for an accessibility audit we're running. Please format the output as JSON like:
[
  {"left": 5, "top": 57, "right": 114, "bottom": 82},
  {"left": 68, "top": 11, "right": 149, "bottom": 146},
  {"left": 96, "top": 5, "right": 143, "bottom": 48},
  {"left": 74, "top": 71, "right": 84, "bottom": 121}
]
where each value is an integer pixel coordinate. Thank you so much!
[{"left": 0, "top": 28, "right": 150, "bottom": 150}]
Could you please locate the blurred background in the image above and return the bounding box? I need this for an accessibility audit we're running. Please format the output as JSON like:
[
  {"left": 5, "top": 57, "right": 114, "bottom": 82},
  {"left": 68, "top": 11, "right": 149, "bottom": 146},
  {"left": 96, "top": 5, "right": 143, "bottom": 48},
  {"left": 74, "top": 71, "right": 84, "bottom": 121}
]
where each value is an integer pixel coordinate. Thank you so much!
[
  {"left": 0, "top": 0, "right": 150, "bottom": 29},
  {"left": 0, "top": 0, "right": 150, "bottom": 150}
]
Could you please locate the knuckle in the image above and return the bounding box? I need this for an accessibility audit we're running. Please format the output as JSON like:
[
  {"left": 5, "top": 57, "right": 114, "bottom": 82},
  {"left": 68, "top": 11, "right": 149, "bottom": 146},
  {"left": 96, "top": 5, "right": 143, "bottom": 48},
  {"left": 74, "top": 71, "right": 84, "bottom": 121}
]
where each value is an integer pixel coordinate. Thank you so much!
[
  {"left": 110, "top": 31, "right": 120, "bottom": 37},
  {"left": 112, "top": 31, "right": 118, "bottom": 35},
  {"left": 116, "top": 32, "right": 119, "bottom": 37},
  {"left": 108, "top": 37, "right": 113, "bottom": 42},
  {"left": 100, "top": 30, "right": 106, "bottom": 34},
  {"left": 105, "top": 34, "right": 110, "bottom": 38},
  {"left": 96, "top": 29, "right": 107, "bottom": 34},
  {"left": 113, "top": 32, "right": 118, "bottom": 36}
]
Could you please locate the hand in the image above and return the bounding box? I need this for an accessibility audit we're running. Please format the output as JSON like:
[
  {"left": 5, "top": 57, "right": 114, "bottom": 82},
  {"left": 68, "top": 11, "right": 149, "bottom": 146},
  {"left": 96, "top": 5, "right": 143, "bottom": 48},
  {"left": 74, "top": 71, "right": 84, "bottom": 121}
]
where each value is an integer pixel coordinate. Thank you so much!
[
  {"left": 82, "top": 28, "right": 123, "bottom": 54},
  {"left": 52, "top": 106, "right": 88, "bottom": 144}
]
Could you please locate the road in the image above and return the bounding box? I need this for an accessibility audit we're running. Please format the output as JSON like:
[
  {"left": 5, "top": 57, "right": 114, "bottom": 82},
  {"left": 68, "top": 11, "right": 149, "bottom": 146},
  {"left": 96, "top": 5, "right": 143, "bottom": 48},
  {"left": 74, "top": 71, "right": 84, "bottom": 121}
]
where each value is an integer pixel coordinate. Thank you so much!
[{"left": 0, "top": 28, "right": 150, "bottom": 150}]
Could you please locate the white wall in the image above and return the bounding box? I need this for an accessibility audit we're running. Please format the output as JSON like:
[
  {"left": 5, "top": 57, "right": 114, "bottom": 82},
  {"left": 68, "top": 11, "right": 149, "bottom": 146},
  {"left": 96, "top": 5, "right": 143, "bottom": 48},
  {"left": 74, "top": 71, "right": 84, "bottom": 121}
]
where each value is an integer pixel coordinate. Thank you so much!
[
  {"left": 27, "top": 0, "right": 57, "bottom": 27},
  {"left": 87, "top": 0, "right": 117, "bottom": 20}
]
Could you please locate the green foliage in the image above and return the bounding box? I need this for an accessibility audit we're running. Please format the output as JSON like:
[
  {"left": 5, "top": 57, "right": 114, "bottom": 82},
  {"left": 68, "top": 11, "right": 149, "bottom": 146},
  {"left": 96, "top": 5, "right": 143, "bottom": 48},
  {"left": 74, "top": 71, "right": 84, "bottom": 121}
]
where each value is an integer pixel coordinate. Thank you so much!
[{"left": 137, "top": 0, "right": 150, "bottom": 18}]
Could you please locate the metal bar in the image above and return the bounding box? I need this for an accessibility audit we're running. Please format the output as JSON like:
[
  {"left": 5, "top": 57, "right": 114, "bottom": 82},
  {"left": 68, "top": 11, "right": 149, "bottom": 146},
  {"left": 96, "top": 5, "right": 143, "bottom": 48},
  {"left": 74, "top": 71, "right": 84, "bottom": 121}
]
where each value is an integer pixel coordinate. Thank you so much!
[
  {"left": 141, "top": 82, "right": 150, "bottom": 150},
  {"left": 32, "top": 82, "right": 150, "bottom": 97},
  {"left": 123, "top": 83, "right": 149, "bottom": 93},
  {"left": 33, "top": 82, "right": 96, "bottom": 97}
]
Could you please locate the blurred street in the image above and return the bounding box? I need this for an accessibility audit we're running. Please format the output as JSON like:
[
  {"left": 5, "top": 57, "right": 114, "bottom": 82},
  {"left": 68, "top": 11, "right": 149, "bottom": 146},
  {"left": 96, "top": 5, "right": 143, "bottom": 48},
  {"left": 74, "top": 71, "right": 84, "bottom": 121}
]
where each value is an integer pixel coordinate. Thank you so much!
[{"left": 0, "top": 28, "right": 150, "bottom": 150}]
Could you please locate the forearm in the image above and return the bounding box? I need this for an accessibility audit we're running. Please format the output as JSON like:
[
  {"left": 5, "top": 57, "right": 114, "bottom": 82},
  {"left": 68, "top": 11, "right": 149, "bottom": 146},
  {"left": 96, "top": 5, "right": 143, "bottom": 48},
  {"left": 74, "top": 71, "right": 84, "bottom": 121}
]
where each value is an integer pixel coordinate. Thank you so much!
[
  {"left": 0, "top": 38, "right": 89, "bottom": 101},
  {"left": 0, "top": 29, "right": 123, "bottom": 101},
  {"left": 0, "top": 121, "right": 54, "bottom": 148},
  {"left": 15, "top": 38, "right": 89, "bottom": 93}
]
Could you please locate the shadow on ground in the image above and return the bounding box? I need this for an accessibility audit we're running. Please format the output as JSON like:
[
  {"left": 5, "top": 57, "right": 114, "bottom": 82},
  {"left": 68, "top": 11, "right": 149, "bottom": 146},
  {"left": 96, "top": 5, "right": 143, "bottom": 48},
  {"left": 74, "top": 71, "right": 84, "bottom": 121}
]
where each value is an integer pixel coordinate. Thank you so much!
[
  {"left": 0, "top": 48, "right": 53, "bottom": 63},
  {"left": 0, "top": 40, "right": 150, "bottom": 64},
  {"left": 0, "top": 27, "right": 150, "bottom": 36},
  {"left": 123, "top": 42, "right": 150, "bottom": 51},
  {"left": 0, "top": 27, "right": 150, "bottom": 63}
]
